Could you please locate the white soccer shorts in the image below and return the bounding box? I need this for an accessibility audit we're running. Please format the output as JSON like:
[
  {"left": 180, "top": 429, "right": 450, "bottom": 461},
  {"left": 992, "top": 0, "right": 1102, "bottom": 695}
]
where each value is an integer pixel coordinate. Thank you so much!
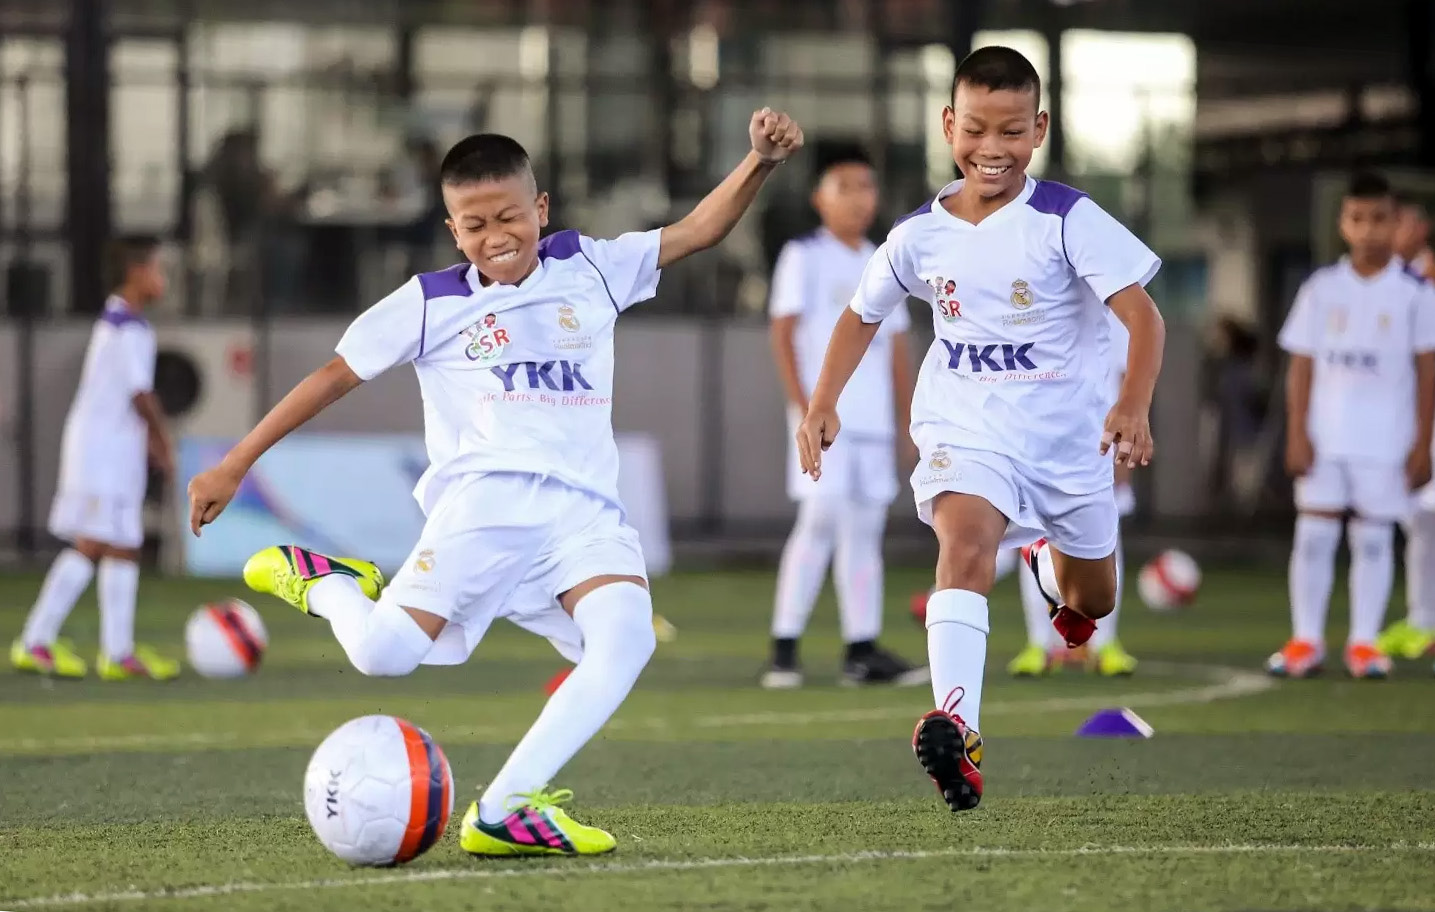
[
  {"left": 1295, "top": 459, "right": 1409, "bottom": 521},
  {"left": 786, "top": 431, "right": 899, "bottom": 505},
  {"left": 381, "top": 471, "right": 648, "bottom": 667},
  {"left": 911, "top": 444, "right": 1118, "bottom": 560},
  {"left": 48, "top": 490, "right": 144, "bottom": 549}
]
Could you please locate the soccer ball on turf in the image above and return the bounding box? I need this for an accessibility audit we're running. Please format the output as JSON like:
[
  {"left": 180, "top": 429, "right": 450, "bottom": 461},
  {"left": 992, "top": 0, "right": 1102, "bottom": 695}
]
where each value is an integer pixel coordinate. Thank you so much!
[
  {"left": 304, "top": 715, "right": 455, "bottom": 867},
  {"left": 1137, "top": 549, "right": 1201, "bottom": 611},
  {"left": 184, "top": 599, "right": 267, "bottom": 678}
]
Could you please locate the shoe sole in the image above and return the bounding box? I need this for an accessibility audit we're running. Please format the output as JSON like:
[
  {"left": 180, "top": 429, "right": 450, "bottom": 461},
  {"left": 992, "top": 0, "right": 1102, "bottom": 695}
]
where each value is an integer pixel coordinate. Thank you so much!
[
  {"left": 913, "top": 714, "right": 981, "bottom": 812},
  {"left": 1266, "top": 664, "right": 1323, "bottom": 679},
  {"left": 839, "top": 667, "right": 931, "bottom": 688}
]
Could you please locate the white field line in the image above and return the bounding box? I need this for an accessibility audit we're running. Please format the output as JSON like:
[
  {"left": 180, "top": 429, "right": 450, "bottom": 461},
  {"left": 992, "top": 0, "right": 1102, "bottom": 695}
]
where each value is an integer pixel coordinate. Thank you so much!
[
  {"left": 6, "top": 841, "right": 1432, "bottom": 909},
  {"left": 0, "top": 662, "right": 1275, "bottom": 753}
]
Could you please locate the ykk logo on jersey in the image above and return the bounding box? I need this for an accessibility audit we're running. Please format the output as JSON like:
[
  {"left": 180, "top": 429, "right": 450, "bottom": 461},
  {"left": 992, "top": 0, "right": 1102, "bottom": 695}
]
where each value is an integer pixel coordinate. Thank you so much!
[
  {"left": 1323, "top": 350, "right": 1378, "bottom": 372},
  {"left": 490, "top": 360, "right": 595, "bottom": 392},
  {"left": 941, "top": 339, "right": 1038, "bottom": 372}
]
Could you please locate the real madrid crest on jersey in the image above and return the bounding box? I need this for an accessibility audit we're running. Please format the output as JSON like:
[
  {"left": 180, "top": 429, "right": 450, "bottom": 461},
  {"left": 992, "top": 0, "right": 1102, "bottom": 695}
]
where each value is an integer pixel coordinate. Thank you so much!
[
  {"left": 926, "top": 275, "right": 961, "bottom": 322},
  {"left": 1378, "top": 313, "right": 1391, "bottom": 332},
  {"left": 557, "top": 304, "right": 580, "bottom": 333},
  {"left": 1010, "top": 279, "right": 1033, "bottom": 310},
  {"left": 462, "top": 312, "right": 511, "bottom": 363},
  {"left": 1329, "top": 310, "right": 1347, "bottom": 335}
]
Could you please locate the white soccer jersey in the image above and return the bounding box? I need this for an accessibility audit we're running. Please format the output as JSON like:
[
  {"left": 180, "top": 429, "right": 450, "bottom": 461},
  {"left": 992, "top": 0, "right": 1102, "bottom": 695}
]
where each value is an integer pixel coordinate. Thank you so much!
[
  {"left": 769, "top": 229, "right": 909, "bottom": 439},
  {"left": 56, "top": 296, "right": 156, "bottom": 500},
  {"left": 850, "top": 177, "right": 1161, "bottom": 495},
  {"left": 336, "top": 229, "right": 662, "bottom": 514},
  {"left": 1278, "top": 257, "right": 1435, "bottom": 463}
]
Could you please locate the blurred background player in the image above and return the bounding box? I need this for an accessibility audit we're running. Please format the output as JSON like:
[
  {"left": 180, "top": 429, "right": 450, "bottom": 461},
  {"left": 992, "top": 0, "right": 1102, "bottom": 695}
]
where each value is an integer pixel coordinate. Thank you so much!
[
  {"left": 1006, "top": 307, "right": 1139, "bottom": 678},
  {"left": 1271, "top": 172, "right": 1435, "bottom": 679},
  {"left": 1395, "top": 195, "right": 1434, "bottom": 281},
  {"left": 763, "top": 145, "right": 926, "bottom": 689},
  {"left": 10, "top": 237, "right": 180, "bottom": 681},
  {"left": 189, "top": 111, "right": 804, "bottom": 857},
  {"left": 1382, "top": 193, "right": 1435, "bottom": 662},
  {"left": 797, "top": 46, "right": 1165, "bottom": 812}
]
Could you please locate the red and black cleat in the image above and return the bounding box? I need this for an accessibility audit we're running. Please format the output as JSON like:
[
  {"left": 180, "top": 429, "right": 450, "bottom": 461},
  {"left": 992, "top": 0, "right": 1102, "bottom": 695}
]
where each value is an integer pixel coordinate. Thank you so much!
[
  {"left": 912, "top": 687, "right": 984, "bottom": 812},
  {"left": 1022, "top": 539, "right": 1097, "bottom": 648}
]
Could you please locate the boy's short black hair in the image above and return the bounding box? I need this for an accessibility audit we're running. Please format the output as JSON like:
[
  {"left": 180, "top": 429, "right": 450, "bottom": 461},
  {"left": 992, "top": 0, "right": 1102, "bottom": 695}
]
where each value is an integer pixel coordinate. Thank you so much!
[
  {"left": 1346, "top": 171, "right": 1392, "bottom": 200},
  {"left": 813, "top": 142, "right": 873, "bottom": 184},
  {"left": 106, "top": 235, "right": 160, "bottom": 289},
  {"left": 439, "top": 133, "right": 535, "bottom": 188},
  {"left": 952, "top": 45, "right": 1041, "bottom": 105}
]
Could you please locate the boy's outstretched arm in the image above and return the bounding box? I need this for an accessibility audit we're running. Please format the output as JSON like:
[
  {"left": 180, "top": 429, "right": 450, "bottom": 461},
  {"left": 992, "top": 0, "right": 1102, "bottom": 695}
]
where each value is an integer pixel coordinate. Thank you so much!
[
  {"left": 797, "top": 308, "right": 881, "bottom": 480},
  {"left": 657, "top": 108, "right": 803, "bottom": 269},
  {"left": 188, "top": 356, "right": 363, "bottom": 534},
  {"left": 1105, "top": 285, "right": 1166, "bottom": 467}
]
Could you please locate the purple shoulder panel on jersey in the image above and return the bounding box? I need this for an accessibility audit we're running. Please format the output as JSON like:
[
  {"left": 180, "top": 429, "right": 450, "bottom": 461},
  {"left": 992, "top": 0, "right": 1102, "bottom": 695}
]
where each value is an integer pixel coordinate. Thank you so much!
[
  {"left": 417, "top": 263, "right": 474, "bottom": 358},
  {"left": 890, "top": 200, "right": 934, "bottom": 232},
  {"left": 418, "top": 263, "right": 473, "bottom": 300},
  {"left": 1027, "top": 180, "right": 1089, "bottom": 270},
  {"left": 550, "top": 229, "right": 623, "bottom": 313},
  {"left": 98, "top": 308, "right": 146, "bottom": 328},
  {"left": 1026, "top": 180, "right": 1087, "bottom": 218},
  {"left": 538, "top": 229, "right": 583, "bottom": 261},
  {"left": 1403, "top": 264, "right": 1432, "bottom": 285}
]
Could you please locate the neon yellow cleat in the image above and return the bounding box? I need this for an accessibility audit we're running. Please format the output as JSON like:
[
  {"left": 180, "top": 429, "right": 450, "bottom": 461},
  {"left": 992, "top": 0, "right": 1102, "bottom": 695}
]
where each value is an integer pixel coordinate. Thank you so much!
[
  {"left": 1093, "top": 641, "right": 1138, "bottom": 677},
  {"left": 11, "top": 638, "right": 88, "bottom": 678},
  {"left": 1375, "top": 620, "right": 1435, "bottom": 661},
  {"left": 242, "top": 545, "right": 384, "bottom": 615},
  {"left": 97, "top": 644, "right": 180, "bottom": 681},
  {"left": 1006, "top": 643, "right": 1050, "bottom": 677},
  {"left": 459, "top": 788, "right": 616, "bottom": 857}
]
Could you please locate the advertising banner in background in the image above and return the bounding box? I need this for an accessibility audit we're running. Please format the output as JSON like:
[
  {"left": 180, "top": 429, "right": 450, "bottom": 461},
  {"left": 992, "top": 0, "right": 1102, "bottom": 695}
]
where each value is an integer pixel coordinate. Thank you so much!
[{"left": 177, "top": 433, "right": 672, "bottom": 579}]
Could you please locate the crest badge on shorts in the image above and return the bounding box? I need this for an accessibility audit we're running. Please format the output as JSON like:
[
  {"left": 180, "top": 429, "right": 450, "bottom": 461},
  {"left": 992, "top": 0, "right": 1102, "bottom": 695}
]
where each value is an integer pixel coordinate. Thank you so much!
[{"left": 929, "top": 450, "right": 952, "bottom": 472}]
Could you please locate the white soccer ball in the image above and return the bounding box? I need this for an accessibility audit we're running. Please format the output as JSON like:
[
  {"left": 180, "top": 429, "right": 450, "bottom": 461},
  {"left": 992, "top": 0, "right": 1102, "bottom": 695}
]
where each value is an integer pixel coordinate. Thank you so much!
[
  {"left": 304, "top": 715, "right": 455, "bottom": 867},
  {"left": 184, "top": 599, "right": 268, "bottom": 678},
  {"left": 1137, "top": 549, "right": 1201, "bottom": 611}
]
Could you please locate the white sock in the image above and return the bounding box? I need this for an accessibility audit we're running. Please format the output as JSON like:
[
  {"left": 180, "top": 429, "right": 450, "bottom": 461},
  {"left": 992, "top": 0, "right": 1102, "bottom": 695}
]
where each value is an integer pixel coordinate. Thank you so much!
[
  {"left": 22, "top": 549, "right": 94, "bottom": 646},
  {"left": 771, "top": 498, "right": 838, "bottom": 639},
  {"left": 479, "top": 581, "right": 656, "bottom": 824},
  {"left": 1405, "top": 511, "right": 1435, "bottom": 630},
  {"left": 1347, "top": 519, "right": 1394, "bottom": 645},
  {"left": 1090, "top": 528, "right": 1124, "bottom": 649},
  {"left": 834, "top": 501, "right": 887, "bottom": 643},
  {"left": 925, "top": 589, "right": 989, "bottom": 731},
  {"left": 1290, "top": 515, "right": 1342, "bottom": 646},
  {"left": 98, "top": 558, "right": 139, "bottom": 660},
  {"left": 1017, "top": 555, "right": 1052, "bottom": 649},
  {"left": 308, "top": 576, "right": 432, "bottom": 676}
]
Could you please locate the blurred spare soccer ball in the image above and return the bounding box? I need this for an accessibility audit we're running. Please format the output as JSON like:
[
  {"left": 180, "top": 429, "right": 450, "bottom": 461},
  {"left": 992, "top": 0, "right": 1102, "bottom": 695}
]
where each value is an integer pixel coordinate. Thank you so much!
[
  {"left": 185, "top": 599, "right": 267, "bottom": 678},
  {"left": 304, "top": 715, "right": 454, "bottom": 867},
  {"left": 1137, "top": 549, "right": 1201, "bottom": 611}
]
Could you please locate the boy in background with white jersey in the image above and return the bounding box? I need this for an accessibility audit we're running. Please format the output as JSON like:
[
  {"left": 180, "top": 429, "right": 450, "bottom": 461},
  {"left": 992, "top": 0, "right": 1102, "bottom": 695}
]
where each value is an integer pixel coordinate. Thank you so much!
[
  {"left": 1007, "top": 307, "right": 1139, "bottom": 678},
  {"left": 1270, "top": 172, "right": 1435, "bottom": 679},
  {"left": 797, "top": 46, "right": 1165, "bottom": 812},
  {"left": 10, "top": 237, "right": 180, "bottom": 681},
  {"left": 764, "top": 145, "right": 927, "bottom": 689},
  {"left": 188, "top": 110, "right": 804, "bottom": 856},
  {"left": 1379, "top": 194, "right": 1435, "bottom": 663}
]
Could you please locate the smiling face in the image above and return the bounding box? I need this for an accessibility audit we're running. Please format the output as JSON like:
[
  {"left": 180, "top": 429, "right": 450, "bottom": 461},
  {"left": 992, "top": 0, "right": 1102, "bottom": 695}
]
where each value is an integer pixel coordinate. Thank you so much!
[
  {"left": 944, "top": 81, "right": 1047, "bottom": 203},
  {"left": 442, "top": 172, "right": 549, "bottom": 286}
]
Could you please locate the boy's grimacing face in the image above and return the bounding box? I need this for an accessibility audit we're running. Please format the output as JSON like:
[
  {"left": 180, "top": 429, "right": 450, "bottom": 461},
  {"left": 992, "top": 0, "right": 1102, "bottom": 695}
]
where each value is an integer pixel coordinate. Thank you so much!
[
  {"left": 943, "top": 83, "right": 1047, "bottom": 199},
  {"left": 443, "top": 174, "right": 550, "bottom": 285},
  {"left": 1339, "top": 196, "right": 1396, "bottom": 261}
]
